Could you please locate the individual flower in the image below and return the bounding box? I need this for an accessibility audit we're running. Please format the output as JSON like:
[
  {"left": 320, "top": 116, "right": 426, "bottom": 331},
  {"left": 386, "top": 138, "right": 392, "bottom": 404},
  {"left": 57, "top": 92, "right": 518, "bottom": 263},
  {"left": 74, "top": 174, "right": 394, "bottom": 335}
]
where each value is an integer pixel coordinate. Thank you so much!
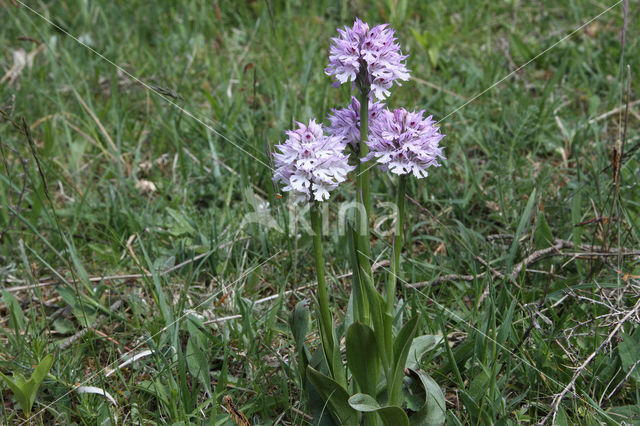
[
  {"left": 325, "top": 18, "right": 410, "bottom": 100},
  {"left": 273, "top": 119, "right": 355, "bottom": 203},
  {"left": 327, "top": 96, "right": 385, "bottom": 149},
  {"left": 366, "top": 108, "right": 445, "bottom": 178}
]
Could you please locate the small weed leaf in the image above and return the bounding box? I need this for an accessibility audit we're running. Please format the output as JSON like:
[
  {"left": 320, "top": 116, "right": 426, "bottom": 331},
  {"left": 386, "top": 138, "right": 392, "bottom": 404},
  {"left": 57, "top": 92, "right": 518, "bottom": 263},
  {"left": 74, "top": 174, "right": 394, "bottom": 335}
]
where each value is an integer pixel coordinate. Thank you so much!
[{"left": 0, "top": 353, "right": 54, "bottom": 417}]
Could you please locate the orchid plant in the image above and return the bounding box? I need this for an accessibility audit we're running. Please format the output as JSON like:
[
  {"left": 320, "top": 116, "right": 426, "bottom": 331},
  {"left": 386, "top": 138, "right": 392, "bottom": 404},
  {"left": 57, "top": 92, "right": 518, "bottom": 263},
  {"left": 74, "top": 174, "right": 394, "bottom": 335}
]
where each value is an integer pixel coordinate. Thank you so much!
[{"left": 273, "top": 18, "right": 446, "bottom": 426}]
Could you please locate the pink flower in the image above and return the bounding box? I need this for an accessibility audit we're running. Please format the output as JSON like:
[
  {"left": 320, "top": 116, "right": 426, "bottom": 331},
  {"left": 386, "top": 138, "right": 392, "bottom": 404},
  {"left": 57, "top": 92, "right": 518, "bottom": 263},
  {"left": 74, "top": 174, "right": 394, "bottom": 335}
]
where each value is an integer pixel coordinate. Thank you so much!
[{"left": 325, "top": 18, "right": 410, "bottom": 100}]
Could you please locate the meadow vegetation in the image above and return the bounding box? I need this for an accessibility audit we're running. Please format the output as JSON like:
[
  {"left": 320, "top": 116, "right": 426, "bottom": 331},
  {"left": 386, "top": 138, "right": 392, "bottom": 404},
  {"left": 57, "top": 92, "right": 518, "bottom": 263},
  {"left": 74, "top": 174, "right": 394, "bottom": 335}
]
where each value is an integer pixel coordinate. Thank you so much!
[{"left": 0, "top": 0, "right": 639, "bottom": 424}]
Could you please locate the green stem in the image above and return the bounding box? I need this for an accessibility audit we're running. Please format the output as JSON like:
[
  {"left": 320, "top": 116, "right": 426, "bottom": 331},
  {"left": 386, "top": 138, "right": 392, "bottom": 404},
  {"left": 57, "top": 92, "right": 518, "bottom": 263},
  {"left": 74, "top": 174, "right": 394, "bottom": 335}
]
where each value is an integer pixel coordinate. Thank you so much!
[
  {"left": 358, "top": 88, "right": 372, "bottom": 218},
  {"left": 387, "top": 175, "right": 407, "bottom": 316},
  {"left": 310, "top": 204, "right": 334, "bottom": 357},
  {"left": 355, "top": 88, "right": 373, "bottom": 288}
]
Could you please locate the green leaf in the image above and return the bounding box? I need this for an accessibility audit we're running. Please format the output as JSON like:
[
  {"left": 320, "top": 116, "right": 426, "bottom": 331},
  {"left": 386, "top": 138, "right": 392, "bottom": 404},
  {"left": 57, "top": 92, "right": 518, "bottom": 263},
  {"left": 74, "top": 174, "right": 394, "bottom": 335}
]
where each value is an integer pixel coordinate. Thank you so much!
[
  {"left": 607, "top": 405, "right": 640, "bottom": 423},
  {"left": 506, "top": 188, "right": 536, "bottom": 275},
  {"left": 407, "top": 369, "right": 446, "bottom": 426},
  {"left": 186, "top": 337, "right": 211, "bottom": 396},
  {"left": 534, "top": 211, "right": 554, "bottom": 249},
  {"left": 53, "top": 318, "right": 76, "bottom": 335},
  {"left": 346, "top": 222, "right": 369, "bottom": 325},
  {"left": 360, "top": 266, "right": 390, "bottom": 371},
  {"left": 306, "top": 366, "right": 358, "bottom": 425},
  {"left": 0, "top": 354, "right": 54, "bottom": 417},
  {"left": 468, "top": 368, "right": 490, "bottom": 401},
  {"left": 2, "top": 290, "right": 25, "bottom": 331},
  {"left": 496, "top": 300, "right": 516, "bottom": 346},
  {"left": 406, "top": 335, "right": 443, "bottom": 370},
  {"left": 571, "top": 191, "right": 584, "bottom": 274},
  {"left": 390, "top": 317, "right": 419, "bottom": 405},
  {"left": 166, "top": 207, "right": 195, "bottom": 236},
  {"left": 346, "top": 322, "right": 379, "bottom": 396},
  {"left": 555, "top": 406, "right": 570, "bottom": 426},
  {"left": 0, "top": 372, "right": 28, "bottom": 416},
  {"left": 348, "top": 394, "right": 409, "bottom": 426},
  {"left": 348, "top": 393, "right": 379, "bottom": 411},
  {"left": 458, "top": 389, "right": 491, "bottom": 424},
  {"left": 618, "top": 329, "right": 640, "bottom": 382},
  {"left": 289, "top": 300, "right": 311, "bottom": 383}
]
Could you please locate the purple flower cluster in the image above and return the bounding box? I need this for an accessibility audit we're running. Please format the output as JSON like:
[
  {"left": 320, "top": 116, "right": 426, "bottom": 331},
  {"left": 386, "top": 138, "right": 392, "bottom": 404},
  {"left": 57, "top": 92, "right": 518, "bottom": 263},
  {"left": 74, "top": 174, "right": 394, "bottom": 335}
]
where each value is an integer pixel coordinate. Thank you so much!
[
  {"left": 273, "top": 120, "right": 355, "bottom": 203},
  {"left": 327, "top": 96, "right": 385, "bottom": 149},
  {"left": 273, "top": 18, "right": 445, "bottom": 204},
  {"left": 325, "top": 18, "right": 410, "bottom": 100},
  {"left": 366, "top": 108, "right": 445, "bottom": 178}
]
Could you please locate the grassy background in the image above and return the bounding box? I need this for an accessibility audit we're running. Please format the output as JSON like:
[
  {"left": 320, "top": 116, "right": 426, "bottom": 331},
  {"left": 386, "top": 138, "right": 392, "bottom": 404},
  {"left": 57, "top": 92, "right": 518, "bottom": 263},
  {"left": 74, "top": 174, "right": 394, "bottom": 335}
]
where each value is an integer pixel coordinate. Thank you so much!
[{"left": 1, "top": 0, "right": 639, "bottom": 424}]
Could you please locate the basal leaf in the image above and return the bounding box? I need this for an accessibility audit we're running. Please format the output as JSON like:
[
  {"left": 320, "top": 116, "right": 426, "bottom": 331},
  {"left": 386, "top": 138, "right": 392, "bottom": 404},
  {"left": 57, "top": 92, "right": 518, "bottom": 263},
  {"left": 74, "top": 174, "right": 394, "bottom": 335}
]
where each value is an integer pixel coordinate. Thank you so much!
[
  {"left": 390, "top": 316, "right": 419, "bottom": 405},
  {"left": 346, "top": 322, "right": 379, "bottom": 396},
  {"left": 0, "top": 354, "right": 54, "bottom": 417},
  {"left": 407, "top": 369, "right": 446, "bottom": 426},
  {"left": 406, "top": 335, "right": 443, "bottom": 370},
  {"left": 348, "top": 393, "right": 409, "bottom": 426},
  {"left": 306, "top": 366, "right": 358, "bottom": 425}
]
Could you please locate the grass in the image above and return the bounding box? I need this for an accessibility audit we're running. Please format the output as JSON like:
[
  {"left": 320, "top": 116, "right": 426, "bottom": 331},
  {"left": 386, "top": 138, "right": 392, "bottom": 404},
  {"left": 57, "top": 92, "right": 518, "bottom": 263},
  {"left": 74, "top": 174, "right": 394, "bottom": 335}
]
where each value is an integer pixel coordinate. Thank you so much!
[{"left": 1, "top": 0, "right": 639, "bottom": 424}]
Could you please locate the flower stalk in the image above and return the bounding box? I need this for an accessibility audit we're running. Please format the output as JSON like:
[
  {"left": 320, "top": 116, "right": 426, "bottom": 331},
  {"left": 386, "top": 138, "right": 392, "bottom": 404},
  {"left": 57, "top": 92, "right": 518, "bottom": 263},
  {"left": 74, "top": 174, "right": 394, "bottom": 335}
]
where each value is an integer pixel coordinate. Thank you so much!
[
  {"left": 387, "top": 174, "right": 407, "bottom": 315},
  {"left": 310, "top": 203, "right": 335, "bottom": 368},
  {"left": 358, "top": 86, "right": 372, "bottom": 219}
]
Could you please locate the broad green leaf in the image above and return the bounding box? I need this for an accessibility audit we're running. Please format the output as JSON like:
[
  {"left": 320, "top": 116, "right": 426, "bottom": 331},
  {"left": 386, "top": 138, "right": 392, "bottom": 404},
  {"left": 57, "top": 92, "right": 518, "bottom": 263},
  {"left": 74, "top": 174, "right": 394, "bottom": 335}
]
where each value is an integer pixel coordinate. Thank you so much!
[
  {"left": 407, "top": 369, "right": 446, "bottom": 426},
  {"left": 571, "top": 191, "right": 584, "bottom": 274},
  {"left": 186, "top": 337, "right": 211, "bottom": 396},
  {"left": 348, "top": 394, "right": 409, "bottom": 426},
  {"left": 348, "top": 393, "right": 379, "bottom": 411},
  {"left": 394, "top": 316, "right": 419, "bottom": 367},
  {"left": 390, "top": 317, "right": 419, "bottom": 405},
  {"left": 166, "top": 207, "right": 195, "bottom": 236},
  {"left": 289, "top": 300, "right": 311, "bottom": 382},
  {"left": 21, "top": 354, "right": 54, "bottom": 416},
  {"left": 406, "top": 335, "right": 443, "bottom": 370},
  {"left": 534, "top": 211, "right": 554, "bottom": 249},
  {"left": 0, "top": 354, "right": 54, "bottom": 417},
  {"left": 496, "top": 300, "right": 516, "bottom": 346},
  {"left": 618, "top": 328, "right": 640, "bottom": 381},
  {"left": 346, "top": 322, "right": 379, "bottom": 396},
  {"left": 468, "top": 369, "right": 490, "bottom": 401},
  {"left": 314, "top": 309, "right": 346, "bottom": 388},
  {"left": 361, "top": 267, "right": 390, "bottom": 371},
  {"left": 2, "top": 290, "right": 25, "bottom": 331},
  {"left": 306, "top": 366, "right": 358, "bottom": 425},
  {"left": 53, "top": 318, "right": 75, "bottom": 335},
  {"left": 555, "top": 406, "right": 570, "bottom": 426},
  {"left": 347, "top": 223, "right": 369, "bottom": 325},
  {"left": 0, "top": 372, "right": 28, "bottom": 416},
  {"left": 607, "top": 405, "right": 640, "bottom": 423}
]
